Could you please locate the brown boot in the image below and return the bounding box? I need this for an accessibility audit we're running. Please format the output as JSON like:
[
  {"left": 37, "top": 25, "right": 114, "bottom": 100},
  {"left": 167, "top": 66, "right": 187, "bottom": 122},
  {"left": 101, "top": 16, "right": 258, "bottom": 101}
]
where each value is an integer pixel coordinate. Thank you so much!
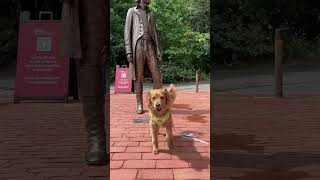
[
  {"left": 82, "top": 96, "right": 108, "bottom": 166},
  {"left": 137, "top": 103, "right": 144, "bottom": 114},
  {"left": 135, "top": 80, "right": 144, "bottom": 114}
]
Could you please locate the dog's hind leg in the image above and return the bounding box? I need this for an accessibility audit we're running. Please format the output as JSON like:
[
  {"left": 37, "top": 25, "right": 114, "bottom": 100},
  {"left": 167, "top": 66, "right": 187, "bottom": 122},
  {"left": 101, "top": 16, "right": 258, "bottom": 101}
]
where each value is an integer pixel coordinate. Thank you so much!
[
  {"left": 166, "top": 120, "right": 174, "bottom": 150},
  {"left": 151, "top": 124, "right": 159, "bottom": 154}
]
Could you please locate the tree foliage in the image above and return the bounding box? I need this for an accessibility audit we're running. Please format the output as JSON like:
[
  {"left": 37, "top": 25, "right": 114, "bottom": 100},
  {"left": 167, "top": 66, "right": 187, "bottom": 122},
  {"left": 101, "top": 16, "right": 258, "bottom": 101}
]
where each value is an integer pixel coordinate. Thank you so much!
[
  {"left": 212, "top": 0, "right": 320, "bottom": 64},
  {"left": 0, "top": 0, "right": 19, "bottom": 65},
  {"left": 0, "top": 0, "right": 63, "bottom": 66},
  {"left": 111, "top": 0, "right": 210, "bottom": 83}
]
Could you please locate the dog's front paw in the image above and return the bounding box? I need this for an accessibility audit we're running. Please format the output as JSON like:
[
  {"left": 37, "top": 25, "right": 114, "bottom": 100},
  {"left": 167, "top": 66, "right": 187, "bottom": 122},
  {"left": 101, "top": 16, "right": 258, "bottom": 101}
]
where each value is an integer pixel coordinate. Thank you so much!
[{"left": 153, "top": 148, "right": 159, "bottom": 155}]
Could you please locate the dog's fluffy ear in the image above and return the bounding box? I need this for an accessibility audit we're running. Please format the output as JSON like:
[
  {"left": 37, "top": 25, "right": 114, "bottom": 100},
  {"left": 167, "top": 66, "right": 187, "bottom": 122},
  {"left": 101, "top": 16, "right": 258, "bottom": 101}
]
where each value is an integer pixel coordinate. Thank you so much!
[
  {"left": 167, "top": 84, "right": 176, "bottom": 103},
  {"left": 146, "top": 91, "right": 152, "bottom": 109},
  {"left": 164, "top": 88, "right": 170, "bottom": 105}
]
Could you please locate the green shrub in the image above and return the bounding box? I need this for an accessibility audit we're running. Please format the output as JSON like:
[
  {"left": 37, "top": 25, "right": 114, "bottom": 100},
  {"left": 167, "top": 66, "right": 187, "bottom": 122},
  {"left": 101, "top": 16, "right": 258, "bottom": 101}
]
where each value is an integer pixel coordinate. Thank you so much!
[
  {"left": 160, "top": 62, "right": 196, "bottom": 83},
  {"left": 0, "top": 0, "right": 19, "bottom": 66},
  {"left": 109, "top": 62, "right": 209, "bottom": 84},
  {"left": 286, "top": 33, "right": 320, "bottom": 62},
  {"left": 200, "top": 71, "right": 210, "bottom": 81},
  {"left": 109, "top": 66, "right": 116, "bottom": 83}
]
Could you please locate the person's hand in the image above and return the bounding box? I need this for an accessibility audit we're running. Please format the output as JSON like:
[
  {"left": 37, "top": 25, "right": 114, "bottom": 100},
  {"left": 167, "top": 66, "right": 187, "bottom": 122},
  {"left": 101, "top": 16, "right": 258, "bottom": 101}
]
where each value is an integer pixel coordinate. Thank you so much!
[{"left": 127, "top": 54, "right": 133, "bottom": 63}]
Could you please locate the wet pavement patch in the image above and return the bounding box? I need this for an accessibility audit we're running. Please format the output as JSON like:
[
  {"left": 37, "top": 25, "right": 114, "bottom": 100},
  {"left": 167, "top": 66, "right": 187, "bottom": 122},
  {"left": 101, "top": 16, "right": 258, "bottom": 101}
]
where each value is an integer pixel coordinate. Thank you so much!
[{"left": 133, "top": 119, "right": 149, "bottom": 125}]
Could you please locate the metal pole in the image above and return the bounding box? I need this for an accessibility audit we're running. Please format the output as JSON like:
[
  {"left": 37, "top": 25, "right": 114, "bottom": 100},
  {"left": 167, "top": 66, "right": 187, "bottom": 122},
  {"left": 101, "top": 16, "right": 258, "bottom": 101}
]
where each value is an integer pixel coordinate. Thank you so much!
[
  {"left": 196, "top": 69, "right": 199, "bottom": 92},
  {"left": 275, "top": 29, "right": 284, "bottom": 97}
]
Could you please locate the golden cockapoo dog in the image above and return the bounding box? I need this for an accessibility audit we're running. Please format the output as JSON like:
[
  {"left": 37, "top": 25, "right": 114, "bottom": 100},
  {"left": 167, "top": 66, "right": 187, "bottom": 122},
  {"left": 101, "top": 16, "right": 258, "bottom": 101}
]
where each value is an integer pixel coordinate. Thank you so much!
[{"left": 146, "top": 84, "right": 176, "bottom": 154}]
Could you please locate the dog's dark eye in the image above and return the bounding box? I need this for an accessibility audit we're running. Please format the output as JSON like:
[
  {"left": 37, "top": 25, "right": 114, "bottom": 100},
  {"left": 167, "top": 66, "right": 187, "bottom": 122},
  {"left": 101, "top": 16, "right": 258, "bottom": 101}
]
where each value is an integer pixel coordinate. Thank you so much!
[
  {"left": 152, "top": 97, "right": 155, "bottom": 100},
  {"left": 160, "top": 96, "right": 164, "bottom": 99}
]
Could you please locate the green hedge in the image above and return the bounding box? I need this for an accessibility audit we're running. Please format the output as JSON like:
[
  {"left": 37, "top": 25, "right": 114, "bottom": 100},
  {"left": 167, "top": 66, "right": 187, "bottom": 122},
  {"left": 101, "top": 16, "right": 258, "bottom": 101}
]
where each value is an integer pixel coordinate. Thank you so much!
[
  {"left": 160, "top": 62, "right": 196, "bottom": 83},
  {"left": 0, "top": 0, "right": 19, "bottom": 66},
  {"left": 286, "top": 34, "right": 320, "bottom": 62}
]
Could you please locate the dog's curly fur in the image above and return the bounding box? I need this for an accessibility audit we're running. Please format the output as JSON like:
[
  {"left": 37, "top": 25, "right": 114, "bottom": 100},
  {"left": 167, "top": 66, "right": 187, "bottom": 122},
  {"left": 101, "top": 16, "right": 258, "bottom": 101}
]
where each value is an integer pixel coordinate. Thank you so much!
[{"left": 146, "top": 84, "right": 176, "bottom": 154}]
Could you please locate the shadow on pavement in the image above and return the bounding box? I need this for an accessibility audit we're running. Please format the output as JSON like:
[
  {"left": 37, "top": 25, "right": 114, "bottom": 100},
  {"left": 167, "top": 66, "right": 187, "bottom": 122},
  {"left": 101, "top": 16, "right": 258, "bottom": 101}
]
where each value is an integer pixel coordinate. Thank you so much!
[
  {"left": 173, "top": 103, "right": 192, "bottom": 110},
  {"left": 214, "top": 133, "right": 320, "bottom": 179},
  {"left": 214, "top": 133, "right": 264, "bottom": 153},
  {"left": 172, "top": 103, "right": 210, "bottom": 124},
  {"left": 159, "top": 131, "right": 210, "bottom": 172}
]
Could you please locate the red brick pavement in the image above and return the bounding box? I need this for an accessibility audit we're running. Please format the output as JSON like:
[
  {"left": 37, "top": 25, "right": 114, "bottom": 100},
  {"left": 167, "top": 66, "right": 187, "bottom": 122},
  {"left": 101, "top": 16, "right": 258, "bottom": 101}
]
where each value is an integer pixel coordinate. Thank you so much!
[
  {"left": 110, "top": 92, "right": 210, "bottom": 180},
  {"left": 213, "top": 95, "right": 320, "bottom": 180},
  {"left": 0, "top": 96, "right": 107, "bottom": 180},
  {"left": 3, "top": 91, "right": 319, "bottom": 179},
  {"left": 0, "top": 91, "right": 210, "bottom": 180}
]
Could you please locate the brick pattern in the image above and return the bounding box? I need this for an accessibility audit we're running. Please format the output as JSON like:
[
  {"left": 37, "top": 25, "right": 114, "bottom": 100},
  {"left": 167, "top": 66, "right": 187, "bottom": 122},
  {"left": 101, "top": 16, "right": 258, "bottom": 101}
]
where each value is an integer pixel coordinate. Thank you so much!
[
  {"left": 110, "top": 92, "right": 210, "bottom": 179},
  {"left": 213, "top": 95, "right": 320, "bottom": 179},
  {"left": 0, "top": 91, "right": 209, "bottom": 180},
  {"left": 0, "top": 96, "right": 107, "bottom": 179}
]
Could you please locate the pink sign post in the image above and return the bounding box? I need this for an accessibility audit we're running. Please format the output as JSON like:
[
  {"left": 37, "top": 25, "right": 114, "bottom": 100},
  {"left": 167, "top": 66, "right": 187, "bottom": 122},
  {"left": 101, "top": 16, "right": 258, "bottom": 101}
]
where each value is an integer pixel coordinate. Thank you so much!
[
  {"left": 14, "top": 21, "right": 69, "bottom": 103},
  {"left": 114, "top": 65, "right": 132, "bottom": 93}
]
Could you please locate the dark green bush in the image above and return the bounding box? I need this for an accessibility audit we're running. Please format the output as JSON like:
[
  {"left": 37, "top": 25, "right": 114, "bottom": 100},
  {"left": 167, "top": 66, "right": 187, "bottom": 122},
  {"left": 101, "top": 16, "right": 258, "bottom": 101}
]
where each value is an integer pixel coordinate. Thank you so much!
[
  {"left": 108, "top": 66, "right": 116, "bottom": 83},
  {"left": 160, "top": 62, "right": 195, "bottom": 83},
  {"left": 0, "top": 0, "right": 19, "bottom": 66},
  {"left": 286, "top": 34, "right": 320, "bottom": 62},
  {"left": 212, "top": 0, "right": 320, "bottom": 64}
]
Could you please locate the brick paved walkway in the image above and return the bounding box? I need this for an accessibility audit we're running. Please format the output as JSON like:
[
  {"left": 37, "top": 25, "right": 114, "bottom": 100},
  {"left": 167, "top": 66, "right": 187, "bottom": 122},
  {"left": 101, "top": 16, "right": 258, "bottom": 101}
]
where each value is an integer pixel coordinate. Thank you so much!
[
  {"left": 0, "top": 91, "right": 210, "bottom": 180},
  {"left": 213, "top": 94, "right": 320, "bottom": 180},
  {"left": 110, "top": 92, "right": 210, "bottom": 180},
  {"left": 0, "top": 96, "right": 107, "bottom": 180}
]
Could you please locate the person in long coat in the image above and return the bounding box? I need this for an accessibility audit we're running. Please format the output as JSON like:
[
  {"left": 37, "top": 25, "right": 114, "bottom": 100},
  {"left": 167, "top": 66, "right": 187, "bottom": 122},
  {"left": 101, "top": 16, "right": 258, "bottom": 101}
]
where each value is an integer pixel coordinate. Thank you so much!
[
  {"left": 124, "top": 0, "right": 162, "bottom": 114},
  {"left": 60, "top": 0, "right": 108, "bottom": 166}
]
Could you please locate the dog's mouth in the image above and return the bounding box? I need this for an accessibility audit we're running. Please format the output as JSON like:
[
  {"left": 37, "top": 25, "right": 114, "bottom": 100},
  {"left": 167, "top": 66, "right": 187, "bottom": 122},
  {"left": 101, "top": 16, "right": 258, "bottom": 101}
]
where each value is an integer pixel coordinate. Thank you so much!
[{"left": 155, "top": 106, "right": 162, "bottom": 112}]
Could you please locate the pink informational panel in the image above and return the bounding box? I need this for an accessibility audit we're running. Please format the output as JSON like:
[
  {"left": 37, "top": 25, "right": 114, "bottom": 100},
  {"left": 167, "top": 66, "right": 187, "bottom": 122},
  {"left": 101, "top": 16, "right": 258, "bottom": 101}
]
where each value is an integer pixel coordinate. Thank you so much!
[
  {"left": 114, "top": 67, "right": 132, "bottom": 93},
  {"left": 14, "top": 21, "right": 69, "bottom": 102}
]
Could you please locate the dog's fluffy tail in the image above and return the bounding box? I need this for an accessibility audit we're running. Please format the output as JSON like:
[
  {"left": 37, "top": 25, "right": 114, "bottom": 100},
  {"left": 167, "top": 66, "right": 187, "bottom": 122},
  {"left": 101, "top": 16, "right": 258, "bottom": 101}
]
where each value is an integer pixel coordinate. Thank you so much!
[{"left": 167, "top": 84, "right": 176, "bottom": 104}]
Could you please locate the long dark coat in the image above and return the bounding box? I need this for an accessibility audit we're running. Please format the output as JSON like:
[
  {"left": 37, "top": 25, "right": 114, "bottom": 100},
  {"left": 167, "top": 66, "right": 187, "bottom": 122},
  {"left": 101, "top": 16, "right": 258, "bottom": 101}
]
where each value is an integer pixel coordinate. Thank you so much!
[{"left": 124, "top": 6, "right": 162, "bottom": 81}]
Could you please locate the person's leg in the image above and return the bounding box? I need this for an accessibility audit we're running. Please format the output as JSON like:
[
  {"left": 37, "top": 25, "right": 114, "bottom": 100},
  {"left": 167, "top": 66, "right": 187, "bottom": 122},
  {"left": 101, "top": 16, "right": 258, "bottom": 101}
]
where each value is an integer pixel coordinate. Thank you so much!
[
  {"left": 78, "top": 0, "right": 107, "bottom": 166},
  {"left": 135, "top": 39, "right": 145, "bottom": 114},
  {"left": 146, "top": 41, "right": 162, "bottom": 89},
  {"left": 81, "top": 95, "right": 106, "bottom": 163}
]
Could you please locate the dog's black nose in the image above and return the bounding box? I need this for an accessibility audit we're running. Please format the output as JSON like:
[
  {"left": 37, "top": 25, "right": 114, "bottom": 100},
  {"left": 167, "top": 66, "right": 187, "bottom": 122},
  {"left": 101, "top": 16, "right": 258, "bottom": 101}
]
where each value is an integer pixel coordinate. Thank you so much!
[{"left": 156, "top": 103, "right": 160, "bottom": 107}]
